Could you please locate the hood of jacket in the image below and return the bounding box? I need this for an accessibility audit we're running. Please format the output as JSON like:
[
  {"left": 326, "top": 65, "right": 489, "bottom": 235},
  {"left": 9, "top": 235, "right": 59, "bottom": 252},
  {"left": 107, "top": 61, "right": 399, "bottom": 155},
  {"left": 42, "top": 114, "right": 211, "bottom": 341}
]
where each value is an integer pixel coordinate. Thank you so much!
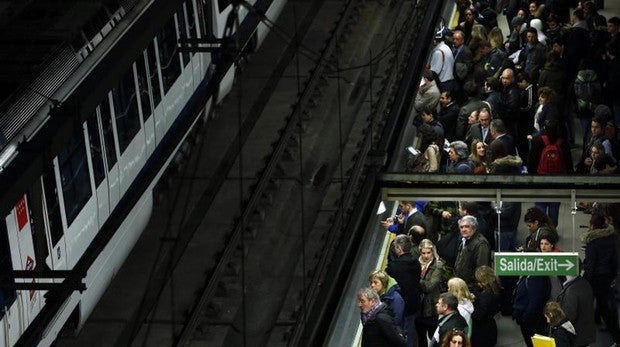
[
  {"left": 459, "top": 299, "right": 474, "bottom": 316},
  {"left": 559, "top": 319, "right": 576, "bottom": 335},
  {"left": 491, "top": 155, "right": 522, "bottom": 168},
  {"left": 581, "top": 224, "right": 615, "bottom": 244}
]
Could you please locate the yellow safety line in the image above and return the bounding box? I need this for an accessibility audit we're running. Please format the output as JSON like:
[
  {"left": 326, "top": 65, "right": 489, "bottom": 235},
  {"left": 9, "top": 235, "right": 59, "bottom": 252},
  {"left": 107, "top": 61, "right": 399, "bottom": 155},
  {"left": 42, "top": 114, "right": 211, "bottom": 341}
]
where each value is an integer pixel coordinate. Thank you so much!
[{"left": 450, "top": 1, "right": 459, "bottom": 29}]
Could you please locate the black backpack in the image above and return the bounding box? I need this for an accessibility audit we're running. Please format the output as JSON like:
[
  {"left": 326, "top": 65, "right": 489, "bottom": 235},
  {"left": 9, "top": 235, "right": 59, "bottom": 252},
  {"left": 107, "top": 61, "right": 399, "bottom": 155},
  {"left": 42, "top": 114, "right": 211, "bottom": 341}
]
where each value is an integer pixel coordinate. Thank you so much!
[{"left": 574, "top": 69, "right": 602, "bottom": 110}]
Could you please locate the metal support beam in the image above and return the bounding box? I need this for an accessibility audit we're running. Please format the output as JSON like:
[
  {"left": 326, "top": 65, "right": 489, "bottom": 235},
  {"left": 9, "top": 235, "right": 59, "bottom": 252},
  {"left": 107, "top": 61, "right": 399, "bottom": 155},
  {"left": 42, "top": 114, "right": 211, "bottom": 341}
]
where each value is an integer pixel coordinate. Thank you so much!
[
  {"left": 1, "top": 282, "right": 86, "bottom": 292},
  {"left": 0, "top": 270, "right": 87, "bottom": 291},
  {"left": 12, "top": 270, "right": 85, "bottom": 279},
  {"left": 177, "top": 37, "right": 229, "bottom": 53}
]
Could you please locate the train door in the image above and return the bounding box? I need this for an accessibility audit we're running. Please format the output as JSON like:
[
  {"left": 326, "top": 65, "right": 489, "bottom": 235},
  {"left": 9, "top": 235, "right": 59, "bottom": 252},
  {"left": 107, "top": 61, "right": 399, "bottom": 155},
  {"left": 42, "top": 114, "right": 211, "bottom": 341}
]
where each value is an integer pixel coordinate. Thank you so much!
[
  {"left": 147, "top": 39, "right": 165, "bottom": 147},
  {"left": 156, "top": 16, "right": 183, "bottom": 135},
  {"left": 190, "top": 0, "right": 209, "bottom": 83},
  {"left": 54, "top": 125, "right": 97, "bottom": 268},
  {"left": 99, "top": 94, "right": 122, "bottom": 212},
  {"left": 212, "top": 0, "right": 235, "bottom": 103},
  {"left": 1, "top": 213, "right": 19, "bottom": 346},
  {"left": 176, "top": 2, "right": 197, "bottom": 102},
  {"left": 12, "top": 196, "right": 42, "bottom": 326},
  {"left": 3, "top": 195, "right": 41, "bottom": 340},
  {"left": 41, "top": 165, "right": 68, "bottom": 273},
  {"left": 86, "top": 111, "right": 111, "bottom": 228},
  {"left": 110, "top": 64, "right": 147, "bottom": 195},
  {"left": 136, "top": 50, "right": 156, "bottom": 156}
]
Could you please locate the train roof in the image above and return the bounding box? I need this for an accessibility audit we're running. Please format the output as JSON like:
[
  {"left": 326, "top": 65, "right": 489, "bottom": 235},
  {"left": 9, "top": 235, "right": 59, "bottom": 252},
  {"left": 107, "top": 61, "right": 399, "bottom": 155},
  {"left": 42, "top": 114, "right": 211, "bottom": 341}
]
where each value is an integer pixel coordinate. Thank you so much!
[{"left": 0, "top": 0, "right": 127, "bottom": 110}]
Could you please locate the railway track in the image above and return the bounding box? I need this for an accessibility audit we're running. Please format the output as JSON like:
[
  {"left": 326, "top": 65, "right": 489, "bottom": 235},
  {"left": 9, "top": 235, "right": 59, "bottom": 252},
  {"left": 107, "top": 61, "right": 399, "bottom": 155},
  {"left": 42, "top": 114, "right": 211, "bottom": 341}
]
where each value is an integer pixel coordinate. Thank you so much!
[{"left": 56, "top": 0, "right": 433, "bottom": 346}]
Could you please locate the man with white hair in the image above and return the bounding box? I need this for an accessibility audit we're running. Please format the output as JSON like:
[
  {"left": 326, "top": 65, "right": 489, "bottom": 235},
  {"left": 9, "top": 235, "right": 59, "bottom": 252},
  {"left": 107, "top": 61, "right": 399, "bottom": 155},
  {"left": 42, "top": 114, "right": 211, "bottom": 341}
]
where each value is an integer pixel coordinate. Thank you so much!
[
  {"left": 453, "top": 215, "right": 491, "bottom": 288},
  {"left": 357, "top": 287, "right": 406, "bottom": 346}
]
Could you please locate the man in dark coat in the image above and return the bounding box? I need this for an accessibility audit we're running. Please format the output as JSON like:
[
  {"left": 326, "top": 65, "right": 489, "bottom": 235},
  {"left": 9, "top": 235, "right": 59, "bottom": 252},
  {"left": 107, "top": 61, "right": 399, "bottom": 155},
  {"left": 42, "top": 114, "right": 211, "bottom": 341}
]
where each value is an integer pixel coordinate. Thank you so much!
[
  {"left": 565, "top": 8, "right": 590, "bottom": 80},
  {"left": 456, "top": 81, "right": 484, "bottom": 141},
  {"left": 583, "top": 214, "right": 620, "bottom": 345},
  {"left": 358, "top": 287, "right": 406, "bottom": 347},
  {"left": 513, "top": 275, "right": 551, "bottom": 347},
  {"left": 466, "top": 106, "right": 493, "bottom": 145},
  {"left": 430, "top": 292, "right": 468, "bottom": 347},
  {"left": 518, "top": 27, "right": 547, "bottom": 84},
  {"left": 438, "top": 90, "right": 460, "bottom": 141},
  {"left": 387, "top": 235, "right": 422, "bottom": 347},
  {"left": 556, "top": 274, "right": 596, "bottom": 347},
  {"left": 453, "top": 215, "right": 491, "bottom": 288},
  {"left": 452, "top": 29, "right": 473, "bottom": 103},
  {"left": 489, "top": 119, "right": 517, "bottom": 156},
  {"left": 501, "top": 68, "right": 521, "bottom": 137}
]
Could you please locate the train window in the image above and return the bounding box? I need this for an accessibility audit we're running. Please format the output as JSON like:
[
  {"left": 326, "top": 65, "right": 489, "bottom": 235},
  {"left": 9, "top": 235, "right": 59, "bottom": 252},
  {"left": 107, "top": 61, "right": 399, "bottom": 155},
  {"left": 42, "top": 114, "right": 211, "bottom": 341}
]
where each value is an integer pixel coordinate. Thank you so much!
[
  {"left": 87, "top": 112, "right": 106, "bottom": 186},
  {"left": 58, "top": 128, "right": 93, "bottom": 225},
  {"left": 136, "top": 53, "right": 153, "bottom": 121},
  {"left": 198, "top": 0, "right": 214, "bottom": 38},
  {"left": 218, "top": 0, "right": 232, "bottom": 13},
  {"left": 147, "top": 40, "right": 162, "bottom": 108},
  {"left": 157, "top": 17, "right": 182, "bottom": 94},
  {"left": 0, "top": 219, "right": 17, "bottom": 318},
  {"left": 99, "top": 97, "right": 118, "bottom": 170},
  {"left": 111, "top": 66, "right": 141, "bottom": 154},
  {"left": 177, "top": 6, "right": 191, "bottom": 66},
  {"left": 42, "top": 165, "right": 64, "bottom": 247},
  {"left": 186, "top": 1, "right": 198, "bottom": 41},
  {"left": 82, "top": 5, "right": 111, "bottom": 41}
]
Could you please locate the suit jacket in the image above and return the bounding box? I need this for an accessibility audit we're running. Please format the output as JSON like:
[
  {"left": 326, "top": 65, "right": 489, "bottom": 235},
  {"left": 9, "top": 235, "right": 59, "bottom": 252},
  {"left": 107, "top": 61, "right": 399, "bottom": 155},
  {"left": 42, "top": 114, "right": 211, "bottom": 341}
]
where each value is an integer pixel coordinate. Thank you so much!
[
  {"left": 465, "top": 123, "right": 491, "bottom": 145},
  {"left": 457, "top": 99, "right": 484, "bottom": 140},
  {"left": 396, "top": 210, "right": 427, "bottom": 245},
  {"left": 556, "top": 276, "right": 596, "bottom": 346},
  {"left": 431, "top": 312, "right": 468, "bottom": 347}
]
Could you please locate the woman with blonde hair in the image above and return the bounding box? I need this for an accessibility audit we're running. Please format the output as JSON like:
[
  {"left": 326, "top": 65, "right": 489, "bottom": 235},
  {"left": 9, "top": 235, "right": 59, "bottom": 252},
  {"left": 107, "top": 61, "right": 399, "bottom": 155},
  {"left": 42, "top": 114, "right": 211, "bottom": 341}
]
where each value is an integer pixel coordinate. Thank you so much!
[
  {"left": 447, "top": 277, "right": 475, "bottom": 336},
  {"left": 487, "top": 26, "right": 504, "bottom": 50},
  {"left": 471, "top": 266, "right": 501, "bottom": 347},
  {"left": 468, "top": 24, "right": 488, "bottom": 54},
  {"left": 416, "top": 239, "right": 445, "bottom": 347},
  {"left": 368, "top": 269, "right": 405, "bottom": 326},
  {"left": 543, "top": 301, "right": 576, "bottom": 347}
]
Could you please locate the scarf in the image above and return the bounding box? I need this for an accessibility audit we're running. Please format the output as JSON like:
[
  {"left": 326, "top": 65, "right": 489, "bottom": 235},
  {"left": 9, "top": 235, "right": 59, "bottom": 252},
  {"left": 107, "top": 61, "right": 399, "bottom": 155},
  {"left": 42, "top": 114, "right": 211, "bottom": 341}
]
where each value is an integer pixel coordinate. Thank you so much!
[{"left": 361, "top": 301, "right": 384, "bottom": 325}]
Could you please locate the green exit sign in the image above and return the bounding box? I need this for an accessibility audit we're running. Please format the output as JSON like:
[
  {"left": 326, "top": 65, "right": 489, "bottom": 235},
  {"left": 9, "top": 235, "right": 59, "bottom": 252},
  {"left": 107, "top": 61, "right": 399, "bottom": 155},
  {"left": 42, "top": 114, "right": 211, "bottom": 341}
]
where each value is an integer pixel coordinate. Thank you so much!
[{"left": 495, "top": 252, "right": 580, "bottom": 276}]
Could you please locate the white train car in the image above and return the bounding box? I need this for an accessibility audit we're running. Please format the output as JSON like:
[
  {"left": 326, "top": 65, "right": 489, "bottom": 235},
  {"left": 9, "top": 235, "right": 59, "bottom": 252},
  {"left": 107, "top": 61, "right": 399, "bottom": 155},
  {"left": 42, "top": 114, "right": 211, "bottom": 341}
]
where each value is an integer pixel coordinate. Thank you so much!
[{"left": 0, "top": 0, "right": 285, "bottom": 345}]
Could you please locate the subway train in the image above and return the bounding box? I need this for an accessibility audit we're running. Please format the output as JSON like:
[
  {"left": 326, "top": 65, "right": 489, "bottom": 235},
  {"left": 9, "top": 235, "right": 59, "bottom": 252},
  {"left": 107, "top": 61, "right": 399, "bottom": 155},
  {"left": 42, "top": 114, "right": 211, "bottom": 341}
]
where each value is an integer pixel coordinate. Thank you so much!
[{"left": 0, "top": 0, "right": 285, "bottom": 345}]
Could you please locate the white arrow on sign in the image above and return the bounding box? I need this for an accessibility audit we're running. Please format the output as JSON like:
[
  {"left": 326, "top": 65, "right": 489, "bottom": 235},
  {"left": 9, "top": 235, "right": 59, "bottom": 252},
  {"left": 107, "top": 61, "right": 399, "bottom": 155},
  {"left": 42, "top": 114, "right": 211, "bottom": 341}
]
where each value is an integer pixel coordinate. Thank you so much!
[{"left": 557, "top": 259, "right": 575, "bottom": 271}]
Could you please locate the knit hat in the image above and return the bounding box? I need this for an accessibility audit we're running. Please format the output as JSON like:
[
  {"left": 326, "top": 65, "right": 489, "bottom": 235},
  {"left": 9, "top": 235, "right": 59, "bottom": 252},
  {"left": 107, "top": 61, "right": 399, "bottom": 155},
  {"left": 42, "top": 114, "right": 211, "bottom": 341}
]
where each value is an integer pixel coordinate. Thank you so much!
[
  {"left": 511, "top": 16, "right": 524, "bottom": 26},
  {"left": 594, "top": 104, "right": 612, "bottom": 121}
]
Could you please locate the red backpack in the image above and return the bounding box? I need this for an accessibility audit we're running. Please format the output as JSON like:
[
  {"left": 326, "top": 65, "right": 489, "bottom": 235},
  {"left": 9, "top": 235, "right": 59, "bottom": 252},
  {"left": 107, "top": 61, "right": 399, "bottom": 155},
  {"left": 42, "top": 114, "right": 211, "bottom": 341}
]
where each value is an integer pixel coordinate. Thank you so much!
[{"left": 537, "top": 135, "right": 566, "bottom": 174}]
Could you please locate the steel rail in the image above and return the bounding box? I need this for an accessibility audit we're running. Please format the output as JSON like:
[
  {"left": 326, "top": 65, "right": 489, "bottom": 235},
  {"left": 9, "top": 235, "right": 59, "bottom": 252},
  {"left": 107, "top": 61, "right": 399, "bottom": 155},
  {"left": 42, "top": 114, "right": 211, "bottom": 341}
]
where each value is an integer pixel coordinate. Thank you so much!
[
  {"left": 172, "top": 0, "right": 364, "bottom": 344},
  {"left": 289, "top": 0, "right": 444, "bottom": 343}
]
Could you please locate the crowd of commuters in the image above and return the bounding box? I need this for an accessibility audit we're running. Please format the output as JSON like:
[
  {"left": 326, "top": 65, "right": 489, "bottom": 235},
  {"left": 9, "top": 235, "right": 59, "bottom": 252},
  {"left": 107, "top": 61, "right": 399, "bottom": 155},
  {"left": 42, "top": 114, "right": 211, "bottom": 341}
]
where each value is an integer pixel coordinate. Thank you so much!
[
  {"left": 356, "top": 2, "right": 620, "bottom": 345},
  {"left": 359, "top": 204, "right": 618, "bottom": 346},
  {"left": 406, "top": 0, "right": 620, "bottom": 179}
]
